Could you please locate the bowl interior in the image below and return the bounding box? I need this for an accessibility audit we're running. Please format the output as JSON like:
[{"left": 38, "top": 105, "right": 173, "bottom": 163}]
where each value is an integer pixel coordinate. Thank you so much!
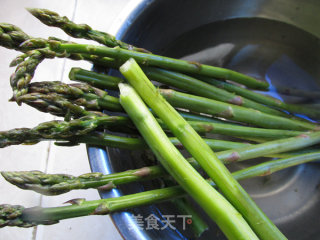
[{"left": 89, "top": 0, "right": 320, "bottom": 239}]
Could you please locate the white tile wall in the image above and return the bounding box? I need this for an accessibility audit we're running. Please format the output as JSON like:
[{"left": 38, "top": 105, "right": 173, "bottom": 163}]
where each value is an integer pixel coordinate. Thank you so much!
[{"left": 0, "top": 0, "right": 137, "bottom": 239}]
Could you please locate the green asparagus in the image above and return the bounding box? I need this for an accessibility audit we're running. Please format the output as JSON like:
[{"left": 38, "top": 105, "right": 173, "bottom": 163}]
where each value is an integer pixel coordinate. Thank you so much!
[
  {"left": 120, "top": 58, "right": 286, "bottom": 240},
  {"left": 2, "top": 151, "right": 319, "bottom": 228},
  {"left": 119, "top": 83, "right": 258, "bottom": 239},
  {"left": 160, "top": 88, "right": 317, "bottom": 130}
]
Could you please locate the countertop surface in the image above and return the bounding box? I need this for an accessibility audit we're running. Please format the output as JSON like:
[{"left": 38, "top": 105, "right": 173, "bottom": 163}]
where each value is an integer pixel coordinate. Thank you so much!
[{"left": 0, "top": 0, "right": 139, "bottom": 239}]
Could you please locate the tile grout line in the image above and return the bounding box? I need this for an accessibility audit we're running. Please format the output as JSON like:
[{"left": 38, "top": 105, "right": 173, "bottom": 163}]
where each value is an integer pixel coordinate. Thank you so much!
[
  {"left": 32, "top": 1, "right": 79, "bottom": 240},
  {"left": 60, "top": 0, "right": 78, "bottom": 84}
]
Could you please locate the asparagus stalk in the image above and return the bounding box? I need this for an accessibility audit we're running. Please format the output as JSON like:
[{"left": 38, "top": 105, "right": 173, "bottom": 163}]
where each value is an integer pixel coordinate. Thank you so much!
[
  {"left": 0, "top": 115, "right": 129, "bottom": 148},
  {"left": 29, "top": 70, "right": 230, "bottom": 124},
  {"left": 68, "top": 67, "right": 303, "bottom": 129},
  {"left": 167, "top": 120, "right": 303, "bottom": 140},
  {"left": 18, "top": 38, "right": 120, "bottom": 67},
  {"left": 0, "top": 114, "right": 252, "bottom": 152},
  {"left": 143, "top": 67, "right": 288, "bottom": 117},
  {"left": 119, "top": 83, "right": 258, "bottom": 239},
  {"left": 3, "top": 149, "right": 319, "bottom": 198},
  {"left": 3, "top": 112, "right": 311, "bottom": 158},
  {"left": 69, "top": 67, "right": 122, "bottom": 90},
  {"left": 49, "top": 41, "right": 268, "bottom": 90},
  {"left": 69, "top": 67, "right": 317, "bottom": 127},
  {"left": 199, "top": 76, "right": 320, "bottom": 119},
  {"left": 0, "top": 145, "right": 298, "bottom": 196},
  {"left": 28, "top": 6, "right": 319, "bottom": 106},
  {"left": 26, "top": 8, "right": 319, "bottom": 102},
  {"left": 2, "top": 151, "right": 319, "bottom": 228},
  {"left": 159, "top": 88, "right": 317, "bottom": 130},
  {"left": 171, "top": 198, "right": 209, "bottom": 238},
  {"left": 17, "top": 7, "right": 320, "bottom": 101},
  {"left": 72, "top": 66, "right": 285, "bottom": 118},
  {"left": 67, "top": 129, "right": 320, "bottom": 161},
  {"left": 0, "top": 166, "right": 165, "bottom": 196},
  {"left": 27, "top": 80, "right": 305, "bottom": 140},
  {"left": 120, "top": 59, "right": 286, "bottom": 239},
  {"left": 30, "top": 8, "right": 269, "bottom": 89},
  {"left": 27, "top": 8, "right": 149, "bottom": 53},
  {"left": 4, "top": 92, "right": 320, "bottom": 158}
]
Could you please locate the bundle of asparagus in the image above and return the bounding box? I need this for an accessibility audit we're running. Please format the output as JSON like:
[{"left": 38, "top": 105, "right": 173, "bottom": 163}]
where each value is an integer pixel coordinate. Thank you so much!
[{"left": 0, "top": 8, "right": 320, "bottom": 239}]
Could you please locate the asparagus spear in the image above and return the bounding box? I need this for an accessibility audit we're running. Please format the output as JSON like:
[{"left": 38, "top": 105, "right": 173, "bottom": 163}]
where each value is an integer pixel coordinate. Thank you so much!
[
  {"left": 18, "top": 92, "right": 96, "bottom": 118},
  {"left": 0, "top": 25, "right": 118, "bottom": 100},
  {"left": 27, "top": 8, "right": 320, "bottom": 102},
  {"left": 0, "top": 115, "right": 128, "bottom": 147},
  {"left": 0, "top": 22, "right": 122, "bottom": 71},
  {"left": 143, "top": 67, "right": 288, "bottom": 117},
  {"left": 120, "top": 59, "right": 285, "bottom": 239},
  {"left": 29, "top": 70, "right": 230, "bottom": 124},
  {"left": 0, "top": 167, "right": 166, "bottom": 196},
  {"left": 119, "top": 83, "right": 258, "bottom": 239},
  {"left": 3, "top": 106, "right": 315, "bottom": 157},
  {"left": 0, "top": 143, "right": 310, "bottom": 196},
  {"left": 69, "top": 67, "right": 317, "bottom": 127},
  {"left": 198, "top": 75, "right": 320, "bottom": 119},
  {"left": 10, "top": 50, "right": 46, "bottom": 100},
  {"left": 69, "top": 67, "right": 122, "bottom": 90},
  {"left": 162, "top": 119, "right": 303, "bottom": 140},
  {"left": 27, "top": 8, "right": 149, "bottom": 53},
  {"left": 2, "top": 150, "right": 319, "bottom": 228},
  {"left": 27, "top": 80, "right": 305, "bottom": 140},
  {"left": 159, "top": 88, "right": 318, "bottom": 130},
  {"left": 0, "top": 25, "right": 85, "bottom": 99},
  {"left": 18, "top": 37, "right": 120, "bottom": 66},
  {"left": 3, "top": 149, "right": 319, "bottom": 196},
  {"left": 5, "top": 90, "right": 320, "bottom": 157},
  {"left": 0, "top": 23, "right": 30, "bottom": 50},
  {"left": 69, "top": 66, "right": 288, "bottom": 117},
  {"left": 69, "top": 67, "right": 310, "bottom": 130},
  {"left": 49, "top": 41, "right": 268, "bottom": 90},
  {"left": 28, "top": 81, "right": 123, "bottom": 112},
  {"left": 0, "top": 23, "right": 70, "bottom": 54},
  {"left": 171, "top": 198, "right": 209, "bottom": 238},
  {"left": 65, "top": 129, "right": 320, "bottom": 162},
  {"left": 0, "top": 114, "right": 252, "bottom": 152},
  {"left": 1, "top": 21, "right": 316, "bottom": 114},
  {"left": 28, "top": 6, "right": 319, "bottom": 105},
  {"left": 30, "top": 8, "right": 269, "bottom": 89}
]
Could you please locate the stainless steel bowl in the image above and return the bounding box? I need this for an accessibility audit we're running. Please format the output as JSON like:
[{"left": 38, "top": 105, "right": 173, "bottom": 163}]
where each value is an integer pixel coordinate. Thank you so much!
[{"left": 88, "top": 0, "right": 320, "bottom": 239}]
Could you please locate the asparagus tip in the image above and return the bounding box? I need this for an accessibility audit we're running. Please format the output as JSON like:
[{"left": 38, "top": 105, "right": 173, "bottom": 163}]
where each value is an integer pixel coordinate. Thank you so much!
[{"left": 25, "top": 7, "right": 37, "bottom": 16}]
